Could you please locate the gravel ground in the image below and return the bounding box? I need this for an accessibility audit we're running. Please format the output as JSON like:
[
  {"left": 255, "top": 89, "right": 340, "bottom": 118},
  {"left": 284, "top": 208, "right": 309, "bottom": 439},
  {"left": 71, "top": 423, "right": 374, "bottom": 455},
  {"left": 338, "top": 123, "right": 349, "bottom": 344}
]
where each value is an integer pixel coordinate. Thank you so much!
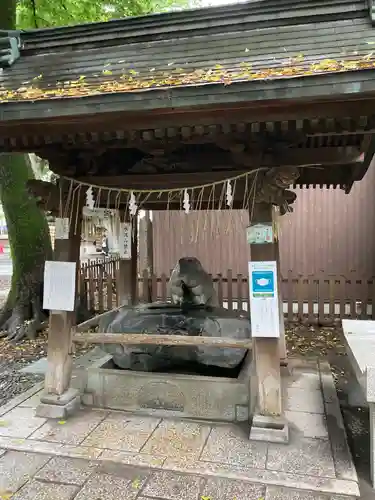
[
  {"left": 0, "top": 329, "right": 93, "bottom": 407},
  {"left": 0, "top": 280, "right": 92, "bottom": 407},
  {"left": 0, "top": 285, "right": 47, "bottom": 406}
]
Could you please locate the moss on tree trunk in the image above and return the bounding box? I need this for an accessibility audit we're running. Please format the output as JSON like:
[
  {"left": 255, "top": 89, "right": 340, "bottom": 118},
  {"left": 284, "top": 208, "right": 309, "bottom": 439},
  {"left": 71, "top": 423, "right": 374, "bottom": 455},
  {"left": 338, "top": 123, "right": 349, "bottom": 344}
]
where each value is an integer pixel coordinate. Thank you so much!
[
  {"left": 0, "top": 155, "right": 53, "bottom": 340},
  {"left": 2, "top": 0, "right": 15, "bottom": 31},
  {"left": 0, "top": 0, "right": 53, "bottom": 340}
]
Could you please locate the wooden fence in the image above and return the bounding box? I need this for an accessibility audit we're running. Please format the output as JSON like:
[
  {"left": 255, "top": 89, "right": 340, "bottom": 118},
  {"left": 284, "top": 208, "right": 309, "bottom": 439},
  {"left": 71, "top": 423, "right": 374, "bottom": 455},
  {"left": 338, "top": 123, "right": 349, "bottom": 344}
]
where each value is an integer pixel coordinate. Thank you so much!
[{"left": 79, "top": 258, "right": 375, "bottom": 323}]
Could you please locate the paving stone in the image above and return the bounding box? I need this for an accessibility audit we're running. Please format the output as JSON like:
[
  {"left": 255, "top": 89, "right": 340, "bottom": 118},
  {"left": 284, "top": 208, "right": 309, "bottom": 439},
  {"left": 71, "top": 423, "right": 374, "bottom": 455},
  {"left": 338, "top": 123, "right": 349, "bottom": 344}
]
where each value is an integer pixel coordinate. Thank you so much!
[
  {"left": 74, "top": 472, "right": 138, "bottom": 500},
  {"left": 19, "top": 391, "right": 43, "bottom": 409},
  {"left": 0, "top": 436, "right": 63, "bottom": 454},
  {"left": 100, "top": 449, "right": 165, "bottom": 467},
  {"left": 200, "top": 425, "right": 268, "bottom": 469},
  {"left": 82, "top": 412, "right": 160, "bottom": 451},
  {"left": 11, "top": 480, "right": 79, "bottom": 500},
  {"left": 35, "top": 457, "right": 97, "bottom": 485},
  {"left": 141, "top": 419, "right": 211, "bottom": 460},
  {"left": 59, "top": 445, "right": 103, "bottom": 460},
  {"left": 30, "top": 409, "right": 107, "bottom": 445},
  {"left": 20, "top": 358, "right": 48, "bottom": 375},
  {"left": 286, "top": 388, "right": 325, "bottom": 414},
  {"left": 141, "top": 470, "right": 205, "bottom": 500},
  {"left": 0, "top": 448, "right": 5, "bottom": 457},
  {"left": 162, "top": 457, "right": 360, "bottom": 497},
  {"left": 265, "top": 486, "right": 349, "bottom": 499},
  {"left": 0, "top": 407, "right": 46, "bottom": 438},
  {"left": 267, "top": 436, "right": 336, "bottom": 478},
  {"left": 286, "top": 371, "right": 321, "bottom": 392},
  {"left": 0, "top": 450, "right": 50, "bottom": 493},
  {"left": 97, "top": 461, "right": 149, "bottom": 490},
  {"left": 285, "top": 411, "right": 329, "bottom": 439},
  {"left": 202, "top": 477, "right": 266, "bottom": 500},
  {"left": 0, "top": 383, "right": 44, "bottom": 418},
  {"left": 324, "top": 400, "right": 358, "bottom": 482}
]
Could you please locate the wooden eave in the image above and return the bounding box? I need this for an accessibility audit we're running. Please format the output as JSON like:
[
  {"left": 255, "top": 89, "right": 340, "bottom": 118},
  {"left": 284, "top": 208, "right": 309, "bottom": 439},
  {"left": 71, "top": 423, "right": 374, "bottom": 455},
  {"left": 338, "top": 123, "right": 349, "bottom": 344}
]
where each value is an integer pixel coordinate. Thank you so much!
[
  {"left": 1, "top": 0, "right": 375, "bottom": 193},
  {"left": 2, "top": 69, "right": 375, "bottom": 125}
]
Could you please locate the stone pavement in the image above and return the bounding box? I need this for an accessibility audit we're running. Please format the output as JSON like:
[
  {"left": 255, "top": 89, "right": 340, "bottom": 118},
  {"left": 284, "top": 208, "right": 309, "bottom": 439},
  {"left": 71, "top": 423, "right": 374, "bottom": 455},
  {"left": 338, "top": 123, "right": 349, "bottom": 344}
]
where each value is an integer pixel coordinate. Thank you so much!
[{"left": 0, "top": 359, "right": 360, "bottom": 499}]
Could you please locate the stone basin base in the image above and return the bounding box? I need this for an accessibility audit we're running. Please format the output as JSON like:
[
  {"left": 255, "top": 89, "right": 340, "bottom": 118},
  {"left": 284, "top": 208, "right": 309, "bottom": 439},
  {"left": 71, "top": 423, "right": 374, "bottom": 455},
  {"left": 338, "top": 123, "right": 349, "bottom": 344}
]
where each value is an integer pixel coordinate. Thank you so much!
[{"left": 79, "top": 350, "right": 255, "bottom": 422}]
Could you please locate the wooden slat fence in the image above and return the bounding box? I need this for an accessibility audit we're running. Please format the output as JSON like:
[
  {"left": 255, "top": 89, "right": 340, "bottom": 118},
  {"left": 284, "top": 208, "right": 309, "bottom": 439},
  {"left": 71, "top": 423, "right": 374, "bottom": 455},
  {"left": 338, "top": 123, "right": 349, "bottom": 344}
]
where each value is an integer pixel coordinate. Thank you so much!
[
  {"left": 79, "top": 257, "right": 119, "bottom": 313},
  {"left": 79, "top": 258, "right": 375, "bottom": 322}
]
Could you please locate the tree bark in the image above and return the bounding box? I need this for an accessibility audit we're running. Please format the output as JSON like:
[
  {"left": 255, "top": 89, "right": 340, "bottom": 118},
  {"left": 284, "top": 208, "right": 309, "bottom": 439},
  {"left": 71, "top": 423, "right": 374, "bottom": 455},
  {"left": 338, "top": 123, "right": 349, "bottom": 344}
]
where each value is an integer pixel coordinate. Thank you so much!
[
  {"left": 0, "top": 0, "right": 55, "bottom": 341},
  {"left": 0, "top": 155, "right": 53, "bottom": 341},
  {"left": 2, "top": 0, "right": 15, "bottom": 31}
]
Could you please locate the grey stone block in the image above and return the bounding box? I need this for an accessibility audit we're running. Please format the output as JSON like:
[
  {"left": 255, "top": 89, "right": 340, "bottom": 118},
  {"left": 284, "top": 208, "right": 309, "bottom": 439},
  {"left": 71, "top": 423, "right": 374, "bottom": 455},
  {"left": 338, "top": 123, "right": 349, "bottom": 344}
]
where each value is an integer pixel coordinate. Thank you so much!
[
  {"left": 12, "top": 480, "right": 79, "bottom": 500},
  {"left": 74, "top": 472, "right": 143, "bottom": 500},
  {"left": 141, "top": 470, "right": 205, "bottom": 500},
  {"left": 285, "top": 411, "right": 328, "bottom": 440},
  {"left": 35, "top": 457, "right": 97, "bottom": 485},
  {"left": 250, "top": 414, "right": 289, "bottom": 444},
  {"left": 265, "top": 485, "right": 356, "bottom": 499},
  {"left": 0, "top": 450, "right": 51, "bottom": 493},
  {"left": 40, "top": 388, "right": 79, "bottom": 406},
  {"left": 267, "top": 435, "right": 336, "bottom": 477},
  {"left": 201, "top": 425, "right": 268, "bottom": 468},
  {"left": 31, "top": 409, "right": 107, "bottom": 445},
  {"left": 35, "top": 396, "right": 81, "bottom": 420},
  {"left": 202, "top": 477, "right": 265, "bottom": 500},
  {"left": 20, "top": 357, "right": 48, "bottom": 375},
  {"left": 82, "top": 352, "right": 253, "bottom": 422},
  {"left": 366, "top": 366, "right": 375, "bottom": 403},
  {"left": 20, "top": 347, "right": 106, "bottom": 375}
]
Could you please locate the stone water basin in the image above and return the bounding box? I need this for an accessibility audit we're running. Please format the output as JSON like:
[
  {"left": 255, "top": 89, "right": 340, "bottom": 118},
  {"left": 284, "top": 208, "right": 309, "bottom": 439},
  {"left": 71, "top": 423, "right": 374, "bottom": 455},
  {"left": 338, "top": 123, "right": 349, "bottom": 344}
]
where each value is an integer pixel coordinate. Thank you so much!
[{"left": 79, "top": 350, "right": 255, "bottom": 422}]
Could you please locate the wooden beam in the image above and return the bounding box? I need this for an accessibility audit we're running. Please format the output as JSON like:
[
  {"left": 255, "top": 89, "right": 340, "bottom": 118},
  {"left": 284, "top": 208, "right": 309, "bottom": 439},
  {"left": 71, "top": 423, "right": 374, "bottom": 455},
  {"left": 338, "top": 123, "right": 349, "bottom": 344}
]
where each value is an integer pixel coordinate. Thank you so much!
[
  {"left": 116, "top": 211, "right": 134, "bottom": 306},
  {"left": 72, "top": 332, "right": 252, "bottom": 349},
  {"left": 76, "top": 170, "right": 252, "bottom": 190},
  {"left": 46, "top": 147, "right": 361, "bottom": 181},
  {"left": 249, "top": 202, "right": 283, "bottom": 418},
  {"left": 0, "top": 100, "right": 374, "bottom": 145},
  {"left": 37, "top": 189, "right": 85, "bottom": 418}
]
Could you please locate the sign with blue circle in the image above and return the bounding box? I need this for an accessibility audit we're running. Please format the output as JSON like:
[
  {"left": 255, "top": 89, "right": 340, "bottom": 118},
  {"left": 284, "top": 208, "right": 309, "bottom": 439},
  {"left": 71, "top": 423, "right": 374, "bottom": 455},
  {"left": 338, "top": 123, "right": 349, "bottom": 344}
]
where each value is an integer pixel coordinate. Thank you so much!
[{"left": 251, "top": 270, "right": 275, "bottom": 297}]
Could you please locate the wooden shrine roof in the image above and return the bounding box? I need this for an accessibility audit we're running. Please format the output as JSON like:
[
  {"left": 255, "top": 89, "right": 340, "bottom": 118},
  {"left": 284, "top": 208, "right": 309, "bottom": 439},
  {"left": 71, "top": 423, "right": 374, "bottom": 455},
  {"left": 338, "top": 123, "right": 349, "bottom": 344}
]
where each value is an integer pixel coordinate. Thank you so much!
[
  {"left": 2, "top": 0, "right": 375, "bottom": 197},
  {"left": 1, "top": 0, "right": 375, "bottom": 122}
]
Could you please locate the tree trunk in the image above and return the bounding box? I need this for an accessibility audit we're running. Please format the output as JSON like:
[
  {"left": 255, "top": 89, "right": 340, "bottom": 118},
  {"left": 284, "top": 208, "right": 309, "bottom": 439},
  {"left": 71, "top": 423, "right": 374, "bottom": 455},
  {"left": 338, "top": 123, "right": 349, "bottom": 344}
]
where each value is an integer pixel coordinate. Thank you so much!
[
  {"left": 0, "top": 155, "right": 53, "bottom": 341},
  {"left": 2, "top": 0, "right": 15, "bottom": 31},
  {"left": 0, "top": 0, "right": 54, "bottom": 341}
]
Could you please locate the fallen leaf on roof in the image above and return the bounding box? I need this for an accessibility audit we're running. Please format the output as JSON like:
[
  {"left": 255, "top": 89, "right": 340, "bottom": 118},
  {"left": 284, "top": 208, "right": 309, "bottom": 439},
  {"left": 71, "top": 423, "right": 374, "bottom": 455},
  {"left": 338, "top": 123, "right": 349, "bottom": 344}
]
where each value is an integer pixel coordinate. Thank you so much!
[{"left": 2, "top": 55, "right": 375, "bottom": 102}]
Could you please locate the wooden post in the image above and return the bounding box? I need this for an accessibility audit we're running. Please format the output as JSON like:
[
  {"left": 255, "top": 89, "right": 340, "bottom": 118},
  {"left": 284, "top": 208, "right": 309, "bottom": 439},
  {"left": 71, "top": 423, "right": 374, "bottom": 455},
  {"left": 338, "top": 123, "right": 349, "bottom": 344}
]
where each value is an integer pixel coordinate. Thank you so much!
[
  {"left": 131, "top": 214, "right": 138, "bottom": 304},
  {"left": 274, "top": 209, "right": 287, "bottom": 361},
  {"left": 139, "top": 210, "right": 154, "bottom": 302},
  {"left": 117, "top": 212, "right": 134, "bottom": 306},
  {"left": 36, "top": 189, "right": 84, "bottom": 419},
  {"left": 249, "top": 203, "right": 288, "bottom": 443}
]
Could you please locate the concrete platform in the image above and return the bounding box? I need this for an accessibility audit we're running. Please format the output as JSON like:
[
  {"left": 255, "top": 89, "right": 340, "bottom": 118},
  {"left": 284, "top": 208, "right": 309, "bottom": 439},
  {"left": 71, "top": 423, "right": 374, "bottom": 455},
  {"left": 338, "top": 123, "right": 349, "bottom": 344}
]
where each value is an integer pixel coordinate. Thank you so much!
[{"left": 0, "top": 358, "right": 360, "bottom": 499}]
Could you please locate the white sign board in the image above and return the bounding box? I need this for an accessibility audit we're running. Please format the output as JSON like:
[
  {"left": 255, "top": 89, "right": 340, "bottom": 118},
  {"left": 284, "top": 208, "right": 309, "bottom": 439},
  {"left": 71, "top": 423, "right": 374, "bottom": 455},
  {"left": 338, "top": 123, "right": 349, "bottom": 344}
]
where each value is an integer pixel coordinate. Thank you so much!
[
  {"left": 55, "top": 218, "right": 70, "bottom": 240},
  {"left": 82, "top": 207, "right": 116, "bottom": 219},
  {"left": 43, "top": 261, "right": 77, "bottom": 312},
  {"left": 246, "top": 223, "right": 273, "bottom": 244},
  {"left": 249, "top": 260, "right": 280, "bottom": 338},
  {"left": 119, "top": 222, "right": 132, "bottom": 259}
]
